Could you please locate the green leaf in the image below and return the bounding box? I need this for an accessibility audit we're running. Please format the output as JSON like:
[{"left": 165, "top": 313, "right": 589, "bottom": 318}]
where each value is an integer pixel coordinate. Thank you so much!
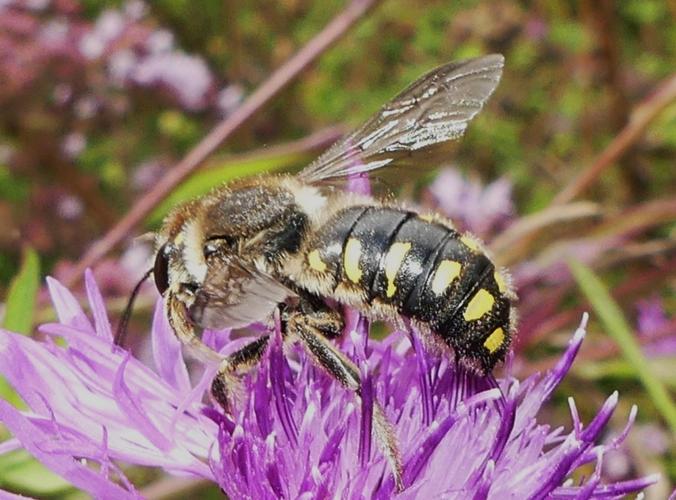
[
  {"left": 0, "top": 248, "right": 39, "bottom": 407},
  {"left": 569, "top": 259, "right": 676, "bottom": 434},
  {"left": 147, "top": 151, "right": 307, "bottom": 226},
  {"left": 2, "top": 247, "right": 40, "bottom": 335},
  {"left": 0, "top": 449, "right": 75, "bottom": 496}
]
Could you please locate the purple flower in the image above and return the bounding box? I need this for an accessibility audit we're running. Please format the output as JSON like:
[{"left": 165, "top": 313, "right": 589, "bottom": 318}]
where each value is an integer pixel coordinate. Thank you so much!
[
  {"left": 636, "top": 296, "right": 669, "bottom": 337},
  {"left": 0, "top": 274, "right": 659, "bottom": 498},
  {"left": 0, "top": 272, "right": 219, "bottom": 497},
  {"left": 428, "top": 167, "right": 514, "bottom": 238},
  {"left": 130, "top": 52, "right": 214, "bottom": 110},
  {"left": 634, "top": 296, "right": 676, "bottom": 357}
]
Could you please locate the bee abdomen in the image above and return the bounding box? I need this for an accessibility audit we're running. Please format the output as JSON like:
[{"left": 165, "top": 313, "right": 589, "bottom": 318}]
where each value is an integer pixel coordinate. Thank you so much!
[
  {"left": 370, "top": 215, "right": 453, "bottom": 305},
  {"left": 305, "top": 206, "right": 513, "bottom": 373}
]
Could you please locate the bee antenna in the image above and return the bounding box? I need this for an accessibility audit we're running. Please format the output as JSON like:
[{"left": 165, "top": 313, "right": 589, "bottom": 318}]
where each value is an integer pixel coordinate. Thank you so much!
[{"left": 114, "top": 268, "right": 153, "bottom": 347}]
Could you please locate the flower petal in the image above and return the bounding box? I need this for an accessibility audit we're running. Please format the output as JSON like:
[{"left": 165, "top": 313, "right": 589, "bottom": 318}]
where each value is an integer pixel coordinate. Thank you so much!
[
  {"left": 150, "top": 299, "right": 191, "bottom": 393},
  {"left": 112, "top": 354, "right": 173, "bottom": 452},
  {"left": 46, "top": 277, "right": 93, "bottom": 334},
  {"left": 0, "top": 399, "right": 139, "bottom": 499},
  {"left": 84, "top": 269, "right": 113, "bottom": 341}
]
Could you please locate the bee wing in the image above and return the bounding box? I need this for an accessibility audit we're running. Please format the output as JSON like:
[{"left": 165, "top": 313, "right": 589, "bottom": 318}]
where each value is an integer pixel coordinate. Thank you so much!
[
  {"left": 194, "top": 260, "right": 293, "bottom": 329},
  {"left": 298, "top": 54, "right": 503, "bottom": 184}
]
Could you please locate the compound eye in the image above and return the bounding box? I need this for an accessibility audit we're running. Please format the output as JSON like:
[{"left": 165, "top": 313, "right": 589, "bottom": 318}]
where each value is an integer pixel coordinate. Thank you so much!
[{"left": 153, "top": 243, "right": 172, "bottom": 295}]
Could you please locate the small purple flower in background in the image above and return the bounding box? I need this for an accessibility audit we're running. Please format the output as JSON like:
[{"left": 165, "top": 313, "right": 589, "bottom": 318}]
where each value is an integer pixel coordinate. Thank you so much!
[
  {"left": 130, "top": 52, "right": 214, "bottom": 111},
  {"left": 79, "top": 9, "right": 126, "bottom": 59},
  {"left": 635, "top": 296, "right": 676, "bottom": 357},
  {"left": 0, "top": 274, "right": 660, "bottom": 498},
  {"left": 637, "top": 296, "right": 669, "bottom": 337},
  {"left": 217, "top": 84, "right": 245, "bottom": 116},
  {"left": 428, "top": 167, "right": 514, "bottom": 238}
]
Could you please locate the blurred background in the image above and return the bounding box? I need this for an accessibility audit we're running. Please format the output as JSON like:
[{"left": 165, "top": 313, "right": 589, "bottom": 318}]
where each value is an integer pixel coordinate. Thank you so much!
[{"left": 0, "top": 0, "right": 674, "bottom": 497}]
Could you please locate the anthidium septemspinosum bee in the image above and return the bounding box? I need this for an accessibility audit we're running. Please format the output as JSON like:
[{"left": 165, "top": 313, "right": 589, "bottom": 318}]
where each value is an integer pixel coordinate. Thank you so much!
[{"left": 117, "top": 54, "right": 516, "bottom": 490}]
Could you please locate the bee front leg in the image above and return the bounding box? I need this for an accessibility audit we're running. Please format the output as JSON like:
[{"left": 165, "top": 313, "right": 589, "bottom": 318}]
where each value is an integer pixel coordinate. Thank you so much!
[
  {"left": 288, "top": 313, "right": 404, "bottom": 492},
  {"left": 167, "top": 291, "right": 271, "bottom": 411},
  {"left": 210, "top": 335, "right": 270, "bottom": 412}
]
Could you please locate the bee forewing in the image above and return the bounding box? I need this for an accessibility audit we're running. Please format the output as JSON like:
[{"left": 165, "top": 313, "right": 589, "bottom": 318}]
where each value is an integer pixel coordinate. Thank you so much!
[
  {"left": 298, "top": 54, "right": 504, "bottom": 184},
  {"left": 193, "top": 261, "right": 293, "bottom": 329}
]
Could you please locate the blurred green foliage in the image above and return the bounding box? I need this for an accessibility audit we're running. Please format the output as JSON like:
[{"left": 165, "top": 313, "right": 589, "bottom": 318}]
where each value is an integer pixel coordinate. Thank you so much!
[
  {"left": 0, "top": 450, "right": 79, "bottom": 498},
  {"left": 2, "top": 247, "right": 39, "bottom": 335},
  {"left": 570, "top": 259, "right": 676, "bottom": 434}
]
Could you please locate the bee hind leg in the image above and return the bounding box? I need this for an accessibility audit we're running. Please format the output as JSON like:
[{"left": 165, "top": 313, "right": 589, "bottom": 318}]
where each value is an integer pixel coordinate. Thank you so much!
[
  {"left": 296, "top": 294, "right": 344, "bottom": 339},
  {"left": 288, "top": 313, "right": 404, "bottom": 492},
  {"left": 210, "top": 335, "right": 270, "bottom": 412}
]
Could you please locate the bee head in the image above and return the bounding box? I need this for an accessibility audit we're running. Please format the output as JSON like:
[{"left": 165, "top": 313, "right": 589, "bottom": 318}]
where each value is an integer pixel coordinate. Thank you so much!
[
  {"left": 153, "top": 181, "right": 296, "bottom": 332},
  {"left": 153, "top": 199, "right": 213, "bottom": 301},
  {"left": 155, "top": 201, "right": 244, "bottom": 300}
]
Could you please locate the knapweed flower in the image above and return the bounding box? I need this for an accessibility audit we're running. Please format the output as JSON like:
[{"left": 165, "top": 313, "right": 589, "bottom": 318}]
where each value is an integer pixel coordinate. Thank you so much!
[{"left": 0, "top": 273, "right": 660, "bottom": 498}]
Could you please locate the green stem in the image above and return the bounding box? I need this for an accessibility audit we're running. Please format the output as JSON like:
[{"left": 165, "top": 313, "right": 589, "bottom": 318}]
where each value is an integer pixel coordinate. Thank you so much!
[{"left": 569, "top": 259, "right": 676, "bottom": 435}]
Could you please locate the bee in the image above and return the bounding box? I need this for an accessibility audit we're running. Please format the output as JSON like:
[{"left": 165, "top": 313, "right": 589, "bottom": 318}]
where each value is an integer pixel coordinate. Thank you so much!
[{"left": 119, "top": 54, "right": 516, "bottom": 490}]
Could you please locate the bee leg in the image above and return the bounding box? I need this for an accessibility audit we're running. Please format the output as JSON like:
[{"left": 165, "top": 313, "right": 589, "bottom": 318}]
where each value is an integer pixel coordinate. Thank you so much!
[
  {"left": 296, "top": 294, "right": 344, "bottom": 339},
  {"left": 210, "top": 335, "right": 270, "bottom": 412},
  {"left": 289, "top": 314, "right": 404, "bottom": 491},
  {"left": 167, "top": 291, "right": 222, "bottom": 363}
]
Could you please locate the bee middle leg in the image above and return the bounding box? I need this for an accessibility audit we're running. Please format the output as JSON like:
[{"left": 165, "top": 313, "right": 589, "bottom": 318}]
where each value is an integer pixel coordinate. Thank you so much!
[
  {"left": 210, "top": 335, "right": 270, "bottom": 411},
  {"left": 287, "top": 311, "right": 404, "bottom": 491}
]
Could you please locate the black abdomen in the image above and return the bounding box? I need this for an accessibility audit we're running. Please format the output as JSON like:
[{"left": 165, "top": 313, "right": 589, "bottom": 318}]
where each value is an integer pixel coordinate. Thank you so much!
[{"left": 304, "top": 206, "right": 513, "bottom": 373}]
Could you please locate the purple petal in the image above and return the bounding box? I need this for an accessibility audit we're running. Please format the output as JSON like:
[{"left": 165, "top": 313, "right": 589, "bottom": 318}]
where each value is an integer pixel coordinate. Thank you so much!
[
  {"left": 636, "top": 296, "right": 668, "bottom": 337},
  {"left": 347, "top": 173, "right": 371, "bottom": 195},
  {"left": 0, "top": 399, "right": 139, "bottom": 499},
  {"left": 551, "top": 474, "right": 660, "bottom": 498},
  {"left": 150, "top": 299, "right": 191, "bottom": 393},
  {"left": 581, "top": 392, "right": 618, "bottom": 443},
  {"left": 264, "top": 434, "right": 285, "bottom": 498},
  {"left": 358, "top": 372, "right": 373, "bottom": 467},
  {"left": 270, "top": 324, "right": 297, "bottom": 445},
  {"left": 541, "top": 314, "right": 587, "bottom": 399},
  {"left": 407, "top": 326, "right": 433, "bottom": 425},
  {"left": 202, "top": 327, "right": 233, "bottom": 352},
  {"left": 0, "top": 438, "right": 20, "bottom": 454},
  {"left": 46, "top": 276, "right": 93, "bottom": 333},
  {"left": 112, "top": 354, "right": 173, "bottom": 452},
  {"left": 253, "top": 364, "right": 274, "bottom": 438},
  {"left": 84, "top": 269, "right": 113, "bottom": 341},
  {"left": 319, "top": 426, "right": 346, "bottom": 467},
  {"left": 399, "top": 388, "right": 503, "bottom": 490},
  {"left": 351, "top": 317, "right": 373, "bottom": 467}
]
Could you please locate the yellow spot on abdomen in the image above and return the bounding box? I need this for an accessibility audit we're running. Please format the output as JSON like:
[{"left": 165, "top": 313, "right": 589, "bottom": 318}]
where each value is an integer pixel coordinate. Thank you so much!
[
  {"left": 461, "top": 235, "right": 480, "bottom": 252},
  {"left": 431, "top": 260, "right": 462, "bottom": 295},
  {"left": 384, "top": 242, "right": 411, "bottom": 298},
  {"left": 464, "top": 288, "right": 494, "bottom": 321},
  {"left": 419, "top": 214, "right": 435, "bottom": 223},
  {"left": 344, "top": 238, "right": 363, "bottom": 283},
  {"left": 494, "top": 271, "right": 507, "bottom": 293},
  {"left": 484, "top": 327, "right": 505, "bottom": 353},
  {"left": 308, "top": 249, "right": 327, "bottom": 272}
]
